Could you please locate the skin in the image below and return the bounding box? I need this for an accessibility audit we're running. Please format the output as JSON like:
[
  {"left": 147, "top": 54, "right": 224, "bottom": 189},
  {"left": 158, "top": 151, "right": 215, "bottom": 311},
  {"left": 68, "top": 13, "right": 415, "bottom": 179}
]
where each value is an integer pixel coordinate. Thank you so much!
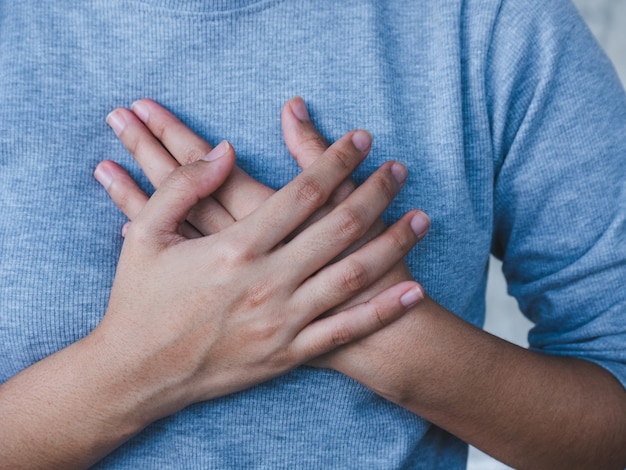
[
  {"left": 100, "top": 97, "right": 626, "bottom": 469},
  {"left": 0, "top": 122, "right": 428, "bottom": 468}
]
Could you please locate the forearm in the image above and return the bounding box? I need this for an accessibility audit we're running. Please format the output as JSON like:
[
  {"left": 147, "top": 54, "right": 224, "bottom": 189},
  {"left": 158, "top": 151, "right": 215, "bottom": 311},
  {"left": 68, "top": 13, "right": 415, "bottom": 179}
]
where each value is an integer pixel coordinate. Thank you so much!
[
  {"left": 331, "top": 298, "right": 626, "bottom": 470},
  {"left": 0, "top": 331, "right": 159, "bottom": 469}
]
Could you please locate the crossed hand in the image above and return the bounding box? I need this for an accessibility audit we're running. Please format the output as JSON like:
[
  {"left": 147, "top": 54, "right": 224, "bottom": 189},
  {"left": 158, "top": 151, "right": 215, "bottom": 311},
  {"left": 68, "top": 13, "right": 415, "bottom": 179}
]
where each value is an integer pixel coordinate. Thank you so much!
[{"left": 93, "top": 97, "right": 429, "bottom": 417}]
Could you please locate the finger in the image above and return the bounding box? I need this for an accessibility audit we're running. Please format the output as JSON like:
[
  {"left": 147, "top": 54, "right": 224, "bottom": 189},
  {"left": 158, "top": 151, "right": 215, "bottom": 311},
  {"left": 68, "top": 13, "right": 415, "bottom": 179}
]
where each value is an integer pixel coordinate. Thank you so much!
[
  {"left": 132, "top": 149, "right": 235, "bottom": 241},
  {"left": 94, "top": 160, "right": 149, "bottom": 220},
  {"left": 281, "top": 97, "right": 329, "bottom": 169},
  {"left": 171, "top": 141, "right": 240, "bottom": 235},
  {"left": 294, "top": 210, "right": 430, "bottom": 319},
  {"left": 234, "top": 129, "right": 373, "bottom": 253},
  {"left": 290, "top": 281, "right": 424, "bottom": 360},
  {"left": 131, "top": 99, "right": 275, "bottom": 219},
  {"left": 130, "top": 99, "right": 212, "bottom": 165},
  {"left": 186, "top": 197, "right": 237, "bottom": 235},
  {"left": 282, "top": 97, "right": 356, "bottom": 207},
  {"left": 213, "top": 166, "right": 276, "bottom": 219},
  {"left": 107, "top": 108, "right": 236, "bottom": 234},
  {"left": 107, "top": 108, "right": 181, "bottom": 188},
  {"left": 94, "top": 160, "right": 202, "bottom": 239},
  {"left": 285, "top": 161, "right": 408, "bottom": 277}
]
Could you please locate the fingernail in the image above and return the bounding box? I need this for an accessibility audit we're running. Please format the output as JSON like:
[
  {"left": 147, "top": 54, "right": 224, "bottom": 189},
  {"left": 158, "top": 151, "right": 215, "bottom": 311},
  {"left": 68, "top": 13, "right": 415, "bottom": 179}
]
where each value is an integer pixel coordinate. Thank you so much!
[
  {"left": 202, "top": 140, "right": 230, "bottom": 161},
  {"left": 391, "top": 163, "right": 407, "bottom": 186},
  {"left": 106, "top": 110, "right": 126, "bottom": 136},
  {"left": 131, "top": 100, "right": 149, "bottom": 122},
  {"left": 94, "top": 163, "right": 113, "bottom": 190},
  {"left": 291, "top": 97, "right": 310, "bottom": 122},
  {"left": 400, "top": 286, "right": 424, "bottom": 308},
  {"left": 352, "top": 130, "right": 372, "bottom": 152},
  {"left": 410, "top": 211, "right": 430, "bottom": 238}
]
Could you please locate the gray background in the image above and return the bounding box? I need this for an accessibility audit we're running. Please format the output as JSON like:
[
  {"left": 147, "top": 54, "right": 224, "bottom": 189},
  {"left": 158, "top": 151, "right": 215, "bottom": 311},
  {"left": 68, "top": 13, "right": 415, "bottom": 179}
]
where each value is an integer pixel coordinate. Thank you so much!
[{"left": 468, "top": 1, "right": 626, "bottom": 467}]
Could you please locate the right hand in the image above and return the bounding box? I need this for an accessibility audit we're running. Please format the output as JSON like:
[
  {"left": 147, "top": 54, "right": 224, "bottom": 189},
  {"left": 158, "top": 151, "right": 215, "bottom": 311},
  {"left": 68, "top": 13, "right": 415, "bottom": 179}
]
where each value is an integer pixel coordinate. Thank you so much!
[{"left": 93, "top": 126, "right": 426, "bottom": 422}]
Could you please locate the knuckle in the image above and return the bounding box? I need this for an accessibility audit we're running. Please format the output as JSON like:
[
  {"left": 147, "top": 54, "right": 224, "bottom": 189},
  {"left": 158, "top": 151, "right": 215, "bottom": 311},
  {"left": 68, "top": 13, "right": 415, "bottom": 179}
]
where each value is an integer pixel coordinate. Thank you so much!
[
  {"left": 299, "top": 133, "right": 328, "bottom": 153},
  {"left": 166, "top": 164, "right": 197, "bottom": 191},
  {"left": 236, "top": 244, "right": 258, "bottom": 265},
  {"left": 253, "top": 316, "right": 281, "bottom": 341},
  {"left": 245, "top": 280, "right": 274, "bottom": 308},
  {"left": 292, "top": 175, "right": 327, "bottom": 209},
  {"left": 126, "top": 132, "right": 143, "bottom": 157},
  {"left": 179, "top": 146, "right": 206, "bottom": 165},
  {"left": 369, "top": 301, "right": 390, "bottom": 329},
  {"left": 151, "top": 119, "right": 169, "bottom": 140},
  {"left": 244, "top": 317, "right": 289, "bottom": 361},
  {"left": 328, "top": 181, "right": 355, "bottom": 207},
  {"left": 216, "top": 242, "right": 244, "bottom": 267},
  {"left": 338, "top": 259, "right": 369, "bottom": 293},
  {"left": 330, "top": 322, "right": 353, "bottom": 347},
  {"left": 216, "top": 238, "right": 257, "bottom": 267},
  {"left": 115, "top": 191, "right": 132, "bottom": 213},
  {"left": 372, "top": 171, "right": 397, "bottom": 201},
  {"left": 328, "top": 146, "right": 354, "bottom": 172},
  {"left": 107, "top": 178, "right": 129, "bottom": 206},
  {"left": 388, "top": 226, "right": 411, "bottom": 253},
  {"left": 335, "top": 206, "right": 367, "bottom": 239}
]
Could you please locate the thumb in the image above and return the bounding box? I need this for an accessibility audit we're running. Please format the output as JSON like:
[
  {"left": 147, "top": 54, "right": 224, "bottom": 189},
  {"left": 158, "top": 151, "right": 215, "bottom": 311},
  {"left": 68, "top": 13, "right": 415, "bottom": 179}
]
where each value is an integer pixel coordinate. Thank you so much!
[{"left": 132, "top": 141, "right": 236, "bottom": 241}]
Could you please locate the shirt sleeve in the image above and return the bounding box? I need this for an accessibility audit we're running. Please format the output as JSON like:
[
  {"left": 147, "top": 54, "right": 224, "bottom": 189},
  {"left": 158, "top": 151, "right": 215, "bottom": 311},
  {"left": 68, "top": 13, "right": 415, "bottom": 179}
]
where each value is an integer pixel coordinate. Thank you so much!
[{"left": 487, "top": 0, "right": 626, "bottom": 388}]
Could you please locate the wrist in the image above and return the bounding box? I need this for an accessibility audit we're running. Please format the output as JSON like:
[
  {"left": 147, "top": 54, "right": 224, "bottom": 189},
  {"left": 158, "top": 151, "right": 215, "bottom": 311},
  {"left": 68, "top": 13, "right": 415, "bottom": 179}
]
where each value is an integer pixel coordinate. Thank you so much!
[
  {"left": 83, "top": 323, "right": 191, "bottom": 431},
  {"left": 0, "top": 327, "right": 170, "bottom": 468}
]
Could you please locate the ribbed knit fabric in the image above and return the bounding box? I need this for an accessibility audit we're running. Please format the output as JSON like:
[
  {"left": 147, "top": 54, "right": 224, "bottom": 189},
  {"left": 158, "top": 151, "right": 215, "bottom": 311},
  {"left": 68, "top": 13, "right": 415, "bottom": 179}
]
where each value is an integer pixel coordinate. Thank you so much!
[{"left": 1, "top": 0, "right": 625, "bottom": 468}]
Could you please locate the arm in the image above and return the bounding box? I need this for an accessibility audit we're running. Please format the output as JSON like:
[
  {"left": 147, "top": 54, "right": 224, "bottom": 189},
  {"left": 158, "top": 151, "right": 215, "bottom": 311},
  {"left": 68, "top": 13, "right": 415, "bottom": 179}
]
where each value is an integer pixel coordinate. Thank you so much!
[
  {"left": 283, "top": 100, "right": 626, "bottom": 469},
  {"left": 107, "top": 96, "right": 626, "bottom": 469},
  {"left": 0, "top": 130, "right": 425, "bottom": 468},
  {"left": 284, "top": 108, "right": 626, "bottom": 470}
]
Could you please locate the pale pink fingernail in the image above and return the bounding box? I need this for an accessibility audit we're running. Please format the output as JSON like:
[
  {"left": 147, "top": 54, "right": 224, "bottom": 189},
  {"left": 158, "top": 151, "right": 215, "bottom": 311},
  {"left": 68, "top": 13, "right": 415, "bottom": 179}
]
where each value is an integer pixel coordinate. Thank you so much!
[
  {"left": 202, "top": 140, "right": 230, "bottom": 161},
  {"left": 131, "top": 100, "right": 149, "bottom": 122},
  {"left": 106, "top": 111, "right": 126, "bottom": 136},
  {"left": 391, "top": 163, "right": 407, "bottom": 186},
  {"left": 94, "top": 163, "right": 113, "bottom": 190},
  {"left": 291, "top": 97, "right": 310, "bottom": 122},
  {"left": 352, "top": 130, "right": 372, "bottom": 152},
  {"left": 400, "top": 286, "right": 424, "bottom": 308},
  {"left": 410, "top": 211, "right": 430, "bottom": 238}
]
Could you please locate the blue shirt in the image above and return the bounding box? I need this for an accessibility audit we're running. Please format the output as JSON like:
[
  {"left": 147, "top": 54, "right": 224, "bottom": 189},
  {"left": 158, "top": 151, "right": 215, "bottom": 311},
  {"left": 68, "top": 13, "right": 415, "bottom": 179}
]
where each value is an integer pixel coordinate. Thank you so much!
[{"left": 1, "top": 0, "right": 624, "bottom": 468}]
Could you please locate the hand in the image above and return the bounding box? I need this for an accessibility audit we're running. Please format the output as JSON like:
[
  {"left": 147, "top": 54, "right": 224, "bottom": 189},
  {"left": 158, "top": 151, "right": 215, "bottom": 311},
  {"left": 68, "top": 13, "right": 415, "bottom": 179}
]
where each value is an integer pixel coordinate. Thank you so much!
[
  {"left": 101, "top": 96, "right": 423, "bottom": 310},
  {"left": 98, "top": 97, "right": 427, "bottom": 392},
  {"left": 100, "top": 96, "right": 425, "bottom": 358},
  {"left": 95, "top": 116, "right": 427, "bottom": 420}
]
